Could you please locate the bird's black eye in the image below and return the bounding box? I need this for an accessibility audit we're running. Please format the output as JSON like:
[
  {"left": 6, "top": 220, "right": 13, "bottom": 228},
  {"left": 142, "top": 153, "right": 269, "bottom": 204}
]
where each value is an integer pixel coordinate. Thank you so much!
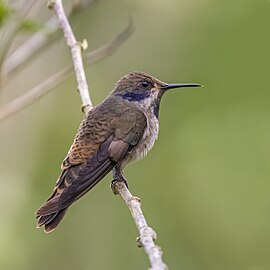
[{"left": 141, "top": 81, "right": 150, "bottom": 88}]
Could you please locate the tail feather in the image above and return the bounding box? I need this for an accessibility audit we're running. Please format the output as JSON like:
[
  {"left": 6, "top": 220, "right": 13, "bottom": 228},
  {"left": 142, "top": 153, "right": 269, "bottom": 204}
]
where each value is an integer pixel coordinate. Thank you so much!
[
  {"left": 37, "top": 212, "right": 58, "bottom": 227},
  {"left": 37, "top": 209, "right": 68, "bottom": 233},
  {"left": 36, "top": 195, "right": 61, "bottom": 216}
]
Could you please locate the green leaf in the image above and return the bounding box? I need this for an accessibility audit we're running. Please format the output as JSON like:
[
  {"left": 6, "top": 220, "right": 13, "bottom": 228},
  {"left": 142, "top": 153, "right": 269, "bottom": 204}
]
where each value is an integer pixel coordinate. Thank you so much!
[{"left": 0, "top": 1, "right": 11, "bottom": 27}]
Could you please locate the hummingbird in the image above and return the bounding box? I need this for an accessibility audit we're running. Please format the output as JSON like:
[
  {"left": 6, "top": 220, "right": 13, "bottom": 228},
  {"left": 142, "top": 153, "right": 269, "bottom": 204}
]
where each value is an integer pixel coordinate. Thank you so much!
[{"left": 36, "top": 71, "right": 201, "bottom": 233}]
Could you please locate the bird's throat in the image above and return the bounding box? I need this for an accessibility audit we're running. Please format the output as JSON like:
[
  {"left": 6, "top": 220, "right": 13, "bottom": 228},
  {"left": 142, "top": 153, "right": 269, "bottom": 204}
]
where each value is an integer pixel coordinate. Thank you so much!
[{"left": 153, "top": 101, "right": 160, "bottom": 119}]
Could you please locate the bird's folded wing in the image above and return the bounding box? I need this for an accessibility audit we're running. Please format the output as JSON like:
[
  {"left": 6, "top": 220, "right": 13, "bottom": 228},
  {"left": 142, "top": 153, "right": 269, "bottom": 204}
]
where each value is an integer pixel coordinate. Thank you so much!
[{"left": 36, "top": 135, "right": 129, "bottom": 215}]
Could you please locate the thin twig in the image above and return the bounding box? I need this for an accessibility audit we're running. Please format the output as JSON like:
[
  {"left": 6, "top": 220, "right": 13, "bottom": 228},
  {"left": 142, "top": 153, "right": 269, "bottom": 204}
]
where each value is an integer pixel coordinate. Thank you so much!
[
  {"left": 0, "top": 20, "right": 134, "bottom": 122},
  {"left": 51, "top": 0, "right": 92, "bottom": 112},
  {"left": 2, "top": 0, "right": 96, "bottom": 79},
  {"left": 47, "top": 1, "right": 168, "bottom": 269},
  {"left": 114, "top": 182, "right": 168, "bottom": 270},
  {"left": 0, "top": 0, "right": 36, "bottom": 84},
  {"left": 1, "top": 17, "right": 57, "bottom": 79}
]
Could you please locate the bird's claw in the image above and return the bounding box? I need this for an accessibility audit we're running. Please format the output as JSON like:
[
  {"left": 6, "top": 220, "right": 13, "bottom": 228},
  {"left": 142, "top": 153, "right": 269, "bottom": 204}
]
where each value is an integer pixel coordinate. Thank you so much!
[
  {"left": 110, "top": 179, "right": 119, "bottom": 195},
  {"left": 110, "top": 178, "right": 129, "bottom": 195}
]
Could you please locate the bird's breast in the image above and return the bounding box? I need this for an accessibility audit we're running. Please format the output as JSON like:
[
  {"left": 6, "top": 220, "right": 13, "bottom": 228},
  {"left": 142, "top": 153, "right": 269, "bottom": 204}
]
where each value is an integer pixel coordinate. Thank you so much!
[
  {"left": 122, "top": 111, "right": 159, "bottom": 167},
  {"left": 139, "top": 116, "right": 159, "bottom": 157}
]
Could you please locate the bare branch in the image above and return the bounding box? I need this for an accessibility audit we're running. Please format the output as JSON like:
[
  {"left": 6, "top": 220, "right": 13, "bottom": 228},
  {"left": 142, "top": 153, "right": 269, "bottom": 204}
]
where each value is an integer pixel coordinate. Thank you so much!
[
  {"left": 50, "top": 0, "right": 92, "bottom": 112},
  {"left": 0, "top": 20, "right": 133, "bottom": 122},
  {"left": 0, "top": 0, "right": 36, "bottom": 78},
  {"left": 2, "top": 17, "right": 57, "bottom": 78},
  {"left": 113, "top": 182, "right": 168, "bottom": 270},
  {"left": 2, "top": 0, "right": 96, "bottom": 79},
  {"left": 84, "top": 17, "right": 134, "bottom": 65},
  {"left": 0, "top": 66, "right": 69, "bottom": 121}
]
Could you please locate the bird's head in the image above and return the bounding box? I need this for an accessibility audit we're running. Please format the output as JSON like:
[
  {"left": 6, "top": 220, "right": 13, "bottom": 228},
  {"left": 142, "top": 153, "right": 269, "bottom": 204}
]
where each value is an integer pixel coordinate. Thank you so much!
[{"left": 112, "top": 71, "right": 201, "bottom": 117}]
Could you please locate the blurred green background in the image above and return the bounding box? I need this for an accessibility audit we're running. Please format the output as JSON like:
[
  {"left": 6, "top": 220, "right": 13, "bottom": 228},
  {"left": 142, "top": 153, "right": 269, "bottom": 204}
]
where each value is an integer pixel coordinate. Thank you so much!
[{"left": 1, "top": 0, "right": 270, "bottom": 269}]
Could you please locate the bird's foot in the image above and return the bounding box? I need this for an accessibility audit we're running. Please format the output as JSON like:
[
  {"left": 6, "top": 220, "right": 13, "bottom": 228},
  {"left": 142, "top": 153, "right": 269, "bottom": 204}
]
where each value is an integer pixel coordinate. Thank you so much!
[
  {"left": 111, "top": 178, "right": 129, "bottom": 195},
  {"left": 111, "top": 166, "right": 129, "bottom": 194}
]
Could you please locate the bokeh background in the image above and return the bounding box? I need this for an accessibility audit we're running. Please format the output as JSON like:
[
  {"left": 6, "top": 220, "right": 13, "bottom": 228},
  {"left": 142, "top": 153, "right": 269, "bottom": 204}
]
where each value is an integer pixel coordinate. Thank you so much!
[{"left": 1, "top": 0, "right": 270, "bottom": 269}]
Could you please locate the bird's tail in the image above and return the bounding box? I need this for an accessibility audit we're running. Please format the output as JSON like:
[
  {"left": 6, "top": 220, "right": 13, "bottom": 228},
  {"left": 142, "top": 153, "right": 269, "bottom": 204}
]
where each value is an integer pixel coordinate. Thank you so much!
[{"left": 36, "top": 208, "right": 68, "bottom": 233}]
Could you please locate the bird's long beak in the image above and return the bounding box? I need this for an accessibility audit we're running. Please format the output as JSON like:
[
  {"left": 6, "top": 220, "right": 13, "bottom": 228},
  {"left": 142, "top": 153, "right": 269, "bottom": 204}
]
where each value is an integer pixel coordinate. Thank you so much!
[{"left": 162, "top": 83, "right": 202, "bottom": 90}]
